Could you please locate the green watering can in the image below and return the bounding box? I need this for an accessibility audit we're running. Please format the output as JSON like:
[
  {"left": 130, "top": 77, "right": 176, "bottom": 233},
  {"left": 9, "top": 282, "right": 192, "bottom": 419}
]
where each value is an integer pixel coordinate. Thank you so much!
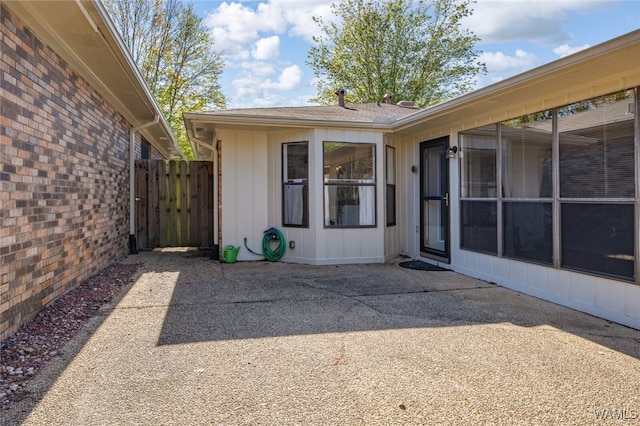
[{"left": 222, "top": 245, "right": 240, "bottom": 263}]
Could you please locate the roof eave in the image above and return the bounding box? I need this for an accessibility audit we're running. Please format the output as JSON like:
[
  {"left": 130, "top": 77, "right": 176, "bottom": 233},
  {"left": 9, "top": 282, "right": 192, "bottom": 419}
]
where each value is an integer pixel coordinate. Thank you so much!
[
  {"left": 4, "top": 0, "right": 183, "bottom": 159},
  {"left": 393, "top": 29, "right": 640, "bottom": 133}
]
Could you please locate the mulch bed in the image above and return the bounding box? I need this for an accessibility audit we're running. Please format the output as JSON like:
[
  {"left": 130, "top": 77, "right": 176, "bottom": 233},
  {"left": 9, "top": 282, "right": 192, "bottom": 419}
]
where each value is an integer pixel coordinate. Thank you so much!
[{"left": 1, "top": 262, "right": 139, "bottom": 410}]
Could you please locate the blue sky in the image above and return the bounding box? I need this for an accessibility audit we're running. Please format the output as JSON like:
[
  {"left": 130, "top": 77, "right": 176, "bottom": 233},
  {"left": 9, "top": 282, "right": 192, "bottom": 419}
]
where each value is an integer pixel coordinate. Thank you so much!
[{"left": 192, "top": 0, "right": 640, "bottom": 109}]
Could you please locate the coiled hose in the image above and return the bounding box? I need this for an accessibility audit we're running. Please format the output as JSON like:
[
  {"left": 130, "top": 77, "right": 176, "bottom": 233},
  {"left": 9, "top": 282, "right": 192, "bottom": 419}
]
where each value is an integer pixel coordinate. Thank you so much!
[{"left": 243, "top": 227, "right": 286, "bottom": 262}]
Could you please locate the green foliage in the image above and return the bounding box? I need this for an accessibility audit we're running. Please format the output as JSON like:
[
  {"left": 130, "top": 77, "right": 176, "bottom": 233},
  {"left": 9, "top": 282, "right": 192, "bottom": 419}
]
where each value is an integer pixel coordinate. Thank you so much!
[
  {"left": 307, "top": 0, "right": 486, "bottom": 107},
  {"left": 103, "top": 0, "right": 226, "bottom": 159}
]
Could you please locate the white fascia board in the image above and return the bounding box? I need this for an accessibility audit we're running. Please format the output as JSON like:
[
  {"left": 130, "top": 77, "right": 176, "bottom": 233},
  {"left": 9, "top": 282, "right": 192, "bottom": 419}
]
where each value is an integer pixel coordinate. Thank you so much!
[{"left": 182, "top": 113, "right": 397, "bottom": 132}]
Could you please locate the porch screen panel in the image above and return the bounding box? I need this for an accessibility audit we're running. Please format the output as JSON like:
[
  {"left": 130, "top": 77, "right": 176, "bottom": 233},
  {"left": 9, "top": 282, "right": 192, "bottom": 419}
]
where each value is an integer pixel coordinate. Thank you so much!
[
  {"left": 558, "top": 90, "right": 636, "bottom": 280},
  {"left": 460, "top": 201, "right": 497, "bottom": 254},
  {"left": 460, "top": 125, "right": 497, "bottom": 253},
  {"left": 501, "top": 112, "right": 553, "bottom": 199},
  {"left": 501, "top": 112, "right": 553, "bottom": 264},
  {"left": 561, "top": 203, "right": 634, "bottom": 280},
  {"left": 559, "top": 91, "right": 635, "bottom": 198},
  {"left": 503, "top": 202, "right": 552, "bottom": 264}
]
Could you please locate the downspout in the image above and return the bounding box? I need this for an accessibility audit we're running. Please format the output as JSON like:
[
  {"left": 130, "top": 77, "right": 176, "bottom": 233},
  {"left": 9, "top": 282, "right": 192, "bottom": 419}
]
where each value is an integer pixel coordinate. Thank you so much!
[{"left": 129, "top": 115, "right": 160, "bottom": 254}]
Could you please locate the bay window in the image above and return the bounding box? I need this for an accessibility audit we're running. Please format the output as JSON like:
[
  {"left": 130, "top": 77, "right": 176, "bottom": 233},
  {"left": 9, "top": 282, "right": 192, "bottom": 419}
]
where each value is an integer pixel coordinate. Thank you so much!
[{"left": 323, "top": 142, "right": 376, "bottom": 227}]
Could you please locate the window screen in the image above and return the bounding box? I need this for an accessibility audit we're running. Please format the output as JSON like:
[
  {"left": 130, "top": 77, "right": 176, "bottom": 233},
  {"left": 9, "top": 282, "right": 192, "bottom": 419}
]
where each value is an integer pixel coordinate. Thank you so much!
[
  {"left": 461, "top": 125, "right": 497, "bottom": 198},
  {"left": 559, "top": 92, "right": 635, "bottom": 198},
  {"left": 561, "top": 203, "right": 634, "bottom": 279},
  {"left": 503, "top": 202, "right": 552, "bottom": 264},
  {"left": 460, "top": 200, "right": 497, "bottom": 254},
  {"left": 501, "top": 112, "right": 553, "bottom": 199}
]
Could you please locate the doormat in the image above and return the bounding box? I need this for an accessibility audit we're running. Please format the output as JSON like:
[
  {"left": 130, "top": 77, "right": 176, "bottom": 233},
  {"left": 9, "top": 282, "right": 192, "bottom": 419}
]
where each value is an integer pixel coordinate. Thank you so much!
[{"left": 399, "top": 260, "right": 449, "bottom": 271}]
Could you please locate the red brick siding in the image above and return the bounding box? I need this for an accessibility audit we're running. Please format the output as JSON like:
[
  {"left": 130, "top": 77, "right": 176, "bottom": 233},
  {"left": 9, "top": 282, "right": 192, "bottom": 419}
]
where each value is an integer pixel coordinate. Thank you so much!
[{"left": 0, "top": 5, "right": 138, "bottom": 341}]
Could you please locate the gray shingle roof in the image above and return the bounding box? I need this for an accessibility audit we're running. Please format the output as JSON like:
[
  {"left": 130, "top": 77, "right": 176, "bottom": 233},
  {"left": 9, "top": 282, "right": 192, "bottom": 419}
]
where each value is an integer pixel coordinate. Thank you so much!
[{"left": 191, "top": 102, "right": 421, "bottom": 124}]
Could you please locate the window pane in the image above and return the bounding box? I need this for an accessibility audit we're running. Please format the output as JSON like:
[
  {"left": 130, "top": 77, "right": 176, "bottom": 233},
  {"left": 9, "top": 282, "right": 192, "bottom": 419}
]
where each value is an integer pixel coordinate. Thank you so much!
[
  {"left": 324, "top": 185, "right": 375, "bottom": 227},
  {"left": 561, "top": 203, "right": 635, "bottom": 279},
  {"left": 283, "top": 142, "right": 308, "bottom": 227},
  {"left": 502, "top": 112, "right": 553, "bottom": 198},
  {"left": 386, "top": 146, "right": 396, "bottom": 184},
  {"left": 503, "top": 202, "right": 552, "bottom": 264},
  {"left": 386, "top": 146, "right": 396, "bottom": 226},
  {"left": 284, "top": 184, "right": 306, "bottom": 226},
  {"left": 559, "top": 91, "right": 636, "bottom": 198},
  {"left": 284, "top": 142, "right": 308, "bottom": 181},
  {"left": 324, "top": 142, "right": 374, "bottom": 183},
  {"left": 386, "top": 184, "right": 396, "bottom": 226},
  {"left": 460, "top": 125, "right": 497, "bottom": 198},
  {"left": 461, "top": 200, "right": 497, "bottom": 254},
  {"left": 424, "top": 199, "right": 445, "bottom": 252}
]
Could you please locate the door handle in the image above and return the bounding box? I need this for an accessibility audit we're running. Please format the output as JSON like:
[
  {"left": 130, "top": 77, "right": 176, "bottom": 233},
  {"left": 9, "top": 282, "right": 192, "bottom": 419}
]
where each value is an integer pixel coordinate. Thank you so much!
[{"left": 443, "top": 193, "right": 449, "bottom": 207}]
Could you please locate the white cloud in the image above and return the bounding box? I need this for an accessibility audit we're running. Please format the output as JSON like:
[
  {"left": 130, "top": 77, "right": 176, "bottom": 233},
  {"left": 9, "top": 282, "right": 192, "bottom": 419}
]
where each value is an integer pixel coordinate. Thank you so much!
[
  {"left": 262, "top": 65, "right": 304, "bottom": 91},
  {"left": 242, "top": 61, "right": 276, "bottom": 77},
  {"left": 228, "top": 64, "right": 304, "bottom": 108},
  {"left": 481, "top": 49, "right": 539, "bottom": 73},
  {"left": 474, "top": 49, "right": 540, "bottom": 88},
  {"left": 553, "top": 43, "right": 591, "bottom": 57},
  {"left": 464, "top": 0, "right": 610, "bottom": 44},
  {"left": 205, "top": 1, "right": 333, "bottom": 46},
  {"left": 203, "top": 1, "right": 329, "bottom": 108},
  {"left": 252, "top": 36, "right": 280, "bottom": 61}
]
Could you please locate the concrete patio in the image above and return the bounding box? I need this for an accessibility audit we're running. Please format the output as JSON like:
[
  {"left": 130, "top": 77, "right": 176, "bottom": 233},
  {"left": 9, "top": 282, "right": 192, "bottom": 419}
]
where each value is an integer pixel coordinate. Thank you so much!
[{"left": 5, "top": 250, "right": 640, "bottom": 425}]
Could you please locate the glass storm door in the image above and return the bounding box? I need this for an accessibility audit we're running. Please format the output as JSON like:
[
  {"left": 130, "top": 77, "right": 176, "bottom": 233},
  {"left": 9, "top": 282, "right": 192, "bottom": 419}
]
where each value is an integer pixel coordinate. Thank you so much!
[{"left": 420, "top": 137, "right": 450, "bottom": 261}]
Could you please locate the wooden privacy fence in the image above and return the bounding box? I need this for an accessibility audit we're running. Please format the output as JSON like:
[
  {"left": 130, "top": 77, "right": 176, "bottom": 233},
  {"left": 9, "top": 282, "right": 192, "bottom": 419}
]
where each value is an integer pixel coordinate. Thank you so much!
[{"left": 135, "top": 160, "right": 214, "bottom": 249}]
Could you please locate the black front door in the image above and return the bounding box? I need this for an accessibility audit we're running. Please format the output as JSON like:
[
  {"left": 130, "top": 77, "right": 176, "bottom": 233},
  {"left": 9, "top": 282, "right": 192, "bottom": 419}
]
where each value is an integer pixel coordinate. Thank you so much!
[{"left": 420, "top": 137, "right": 450, "bottom": 261}]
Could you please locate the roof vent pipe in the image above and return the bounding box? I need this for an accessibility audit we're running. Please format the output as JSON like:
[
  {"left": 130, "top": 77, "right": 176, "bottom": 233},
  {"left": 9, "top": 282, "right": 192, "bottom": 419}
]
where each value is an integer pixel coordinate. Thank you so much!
[
  {"left": 335, "top": 88, "right": 346, "bottom": 107},
  {"left": 384, "top": 93, "right": 393, "bottom": 104}
]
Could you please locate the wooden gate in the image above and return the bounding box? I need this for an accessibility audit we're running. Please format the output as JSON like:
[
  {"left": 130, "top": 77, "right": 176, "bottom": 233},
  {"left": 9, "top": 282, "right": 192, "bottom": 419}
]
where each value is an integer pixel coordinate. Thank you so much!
[{"left": 135, "top": 160, "right": 214, "bottom": 249}]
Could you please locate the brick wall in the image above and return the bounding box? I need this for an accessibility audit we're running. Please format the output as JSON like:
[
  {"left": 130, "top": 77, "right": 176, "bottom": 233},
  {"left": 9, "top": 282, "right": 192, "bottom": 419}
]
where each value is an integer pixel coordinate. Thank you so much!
[{"left": 0, "top": 5, "right": 137, "bottom": 341}]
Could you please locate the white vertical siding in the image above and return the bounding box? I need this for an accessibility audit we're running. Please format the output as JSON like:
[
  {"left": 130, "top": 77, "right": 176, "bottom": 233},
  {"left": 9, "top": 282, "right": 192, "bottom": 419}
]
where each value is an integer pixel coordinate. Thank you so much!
[
  {"left": 220, "top": 130, "right": 269, "bottom": 261},
  {"left": 267, "top": 130, "right": 317, "bottom": 264},
  {"left": 452, "top": 251, "right": 640, "bottom": 329}
]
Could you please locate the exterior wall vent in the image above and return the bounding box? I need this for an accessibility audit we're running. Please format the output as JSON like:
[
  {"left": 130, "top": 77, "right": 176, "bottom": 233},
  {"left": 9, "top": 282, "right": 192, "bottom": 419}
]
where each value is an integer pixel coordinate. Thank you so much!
[{"left": 396, "top": 100, "right": 415, "bottom": 108}]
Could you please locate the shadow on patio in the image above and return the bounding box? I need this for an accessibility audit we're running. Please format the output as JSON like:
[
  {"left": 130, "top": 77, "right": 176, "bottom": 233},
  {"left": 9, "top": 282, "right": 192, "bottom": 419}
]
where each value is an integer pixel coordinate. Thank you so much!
[{"left": 153, "top": 251, "right": 640, "bottom": 360}]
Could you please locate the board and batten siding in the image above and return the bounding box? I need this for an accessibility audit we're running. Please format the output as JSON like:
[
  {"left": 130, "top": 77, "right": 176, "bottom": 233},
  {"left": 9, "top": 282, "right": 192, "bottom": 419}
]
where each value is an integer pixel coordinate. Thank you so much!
[
  {"left": 267, "top": 130, "right": 317, "bottom": 264},
  {"left": 219, "top": 130, "right": 269, "bottom": 261}
]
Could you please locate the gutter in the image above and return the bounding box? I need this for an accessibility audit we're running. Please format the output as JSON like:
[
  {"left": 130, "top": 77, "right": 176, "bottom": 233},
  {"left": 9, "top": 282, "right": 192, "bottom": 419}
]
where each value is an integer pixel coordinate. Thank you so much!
[
  {"left": 129, "top": 115, "right": 160, "bottom": 254},
  {"left": 182, "top": 112, "right": 400, "bottom": 132}
]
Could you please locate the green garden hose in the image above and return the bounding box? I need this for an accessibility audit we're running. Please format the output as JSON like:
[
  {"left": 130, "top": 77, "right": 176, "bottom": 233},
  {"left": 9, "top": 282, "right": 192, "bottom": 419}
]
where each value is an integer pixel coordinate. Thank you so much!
[{"left": 243, "top": 227, "right": 286, "bottom": 262}]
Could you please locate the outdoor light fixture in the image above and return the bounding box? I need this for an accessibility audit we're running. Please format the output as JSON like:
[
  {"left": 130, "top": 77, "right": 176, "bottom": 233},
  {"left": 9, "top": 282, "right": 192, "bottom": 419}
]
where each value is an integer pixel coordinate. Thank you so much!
[{"left": 448, "top": 146, "right": 458, "bottom": 159}]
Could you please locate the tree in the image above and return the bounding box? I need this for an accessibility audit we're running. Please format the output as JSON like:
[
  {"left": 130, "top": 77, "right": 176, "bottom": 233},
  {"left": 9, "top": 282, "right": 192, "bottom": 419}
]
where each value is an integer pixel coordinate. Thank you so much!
[
  {"left": 103, "top": 0, "right": 226, "bottom": 159},
  {"left": 308, "top": 0, "right": 485, "bottom": 107}
]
